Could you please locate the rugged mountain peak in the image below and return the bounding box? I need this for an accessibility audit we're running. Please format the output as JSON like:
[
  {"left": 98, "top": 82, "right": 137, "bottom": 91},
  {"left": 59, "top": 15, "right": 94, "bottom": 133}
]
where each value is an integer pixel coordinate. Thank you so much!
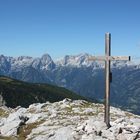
[
  {"left": 40, "top": 53, "right": 55, "bottom": 70},
  {"left": 0, "top": 55, "right": 9, "bottom": 64},
  {"left": 56, "top": 53, "right": 90, "bottom": 66},
  {"left": 41, "top": 53, "right": 52, "bottom": 62},
  {"left": 56, "top": 53, "right": 105, "bottom": 68}
]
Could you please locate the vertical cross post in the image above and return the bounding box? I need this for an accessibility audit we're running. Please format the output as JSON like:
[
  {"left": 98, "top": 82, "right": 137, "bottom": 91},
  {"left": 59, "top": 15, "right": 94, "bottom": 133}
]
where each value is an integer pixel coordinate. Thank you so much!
[
  {"left": 88, "top": 33, "right": 130, "bottom": 128},
  {"left": 105, "top": 33, "right": 111, "bottom": 127}
]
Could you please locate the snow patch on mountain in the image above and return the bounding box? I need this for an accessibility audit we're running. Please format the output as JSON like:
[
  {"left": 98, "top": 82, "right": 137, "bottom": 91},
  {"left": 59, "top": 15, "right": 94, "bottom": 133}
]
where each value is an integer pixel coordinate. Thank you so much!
[
  {"left": 55, "top": 53, "right": 104, "bottom": 68},
  {"left": 11, "top": 56, "right": 34, "bottom": 71}
]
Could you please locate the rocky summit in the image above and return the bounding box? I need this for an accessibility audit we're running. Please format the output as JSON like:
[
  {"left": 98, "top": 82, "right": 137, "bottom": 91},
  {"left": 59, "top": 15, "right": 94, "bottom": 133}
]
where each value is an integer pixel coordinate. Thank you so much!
[{"left": 0, "top": 99, "right": 140, "bottom": 140}]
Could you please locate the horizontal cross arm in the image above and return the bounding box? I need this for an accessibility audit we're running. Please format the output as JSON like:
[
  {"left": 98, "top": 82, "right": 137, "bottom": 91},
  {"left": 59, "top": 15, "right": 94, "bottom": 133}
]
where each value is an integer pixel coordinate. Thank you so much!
[
  {"left": 88, "top": 56, "right": 107, "bottom": 61},
  {"left": 88, "top": 56, "right": 131, "bottom": 61}
]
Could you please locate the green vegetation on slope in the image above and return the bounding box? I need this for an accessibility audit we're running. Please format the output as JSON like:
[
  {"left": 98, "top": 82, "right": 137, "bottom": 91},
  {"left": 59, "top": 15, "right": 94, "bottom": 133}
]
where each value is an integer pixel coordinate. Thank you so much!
[{"left": 0, "top": 76, "right": 89, "bottom": 108}]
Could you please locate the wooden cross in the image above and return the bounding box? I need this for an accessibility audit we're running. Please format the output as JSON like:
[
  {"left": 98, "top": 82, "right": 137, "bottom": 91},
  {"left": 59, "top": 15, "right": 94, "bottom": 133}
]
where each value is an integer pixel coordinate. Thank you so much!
[{"left": 89, "top": 33, "right": 130, "bottom": 127}]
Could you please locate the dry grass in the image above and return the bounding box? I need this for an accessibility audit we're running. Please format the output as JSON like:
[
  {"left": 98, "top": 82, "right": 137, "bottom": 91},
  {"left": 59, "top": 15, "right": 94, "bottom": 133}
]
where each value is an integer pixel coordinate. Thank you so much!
[
  {"left": 0, "top": 108, "right": 9, "bottom": 117},
  {"left": 0, "top": 136, "right": 18, "bottom": 140},
  {"left": 17, "top": 120, "right": 45, "bottom": 139}
]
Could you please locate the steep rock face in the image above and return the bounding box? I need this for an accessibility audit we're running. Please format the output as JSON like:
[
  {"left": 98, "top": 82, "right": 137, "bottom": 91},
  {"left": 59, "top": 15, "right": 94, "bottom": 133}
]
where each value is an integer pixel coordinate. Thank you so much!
[
  {"left": 0, "top": 99, "right": 140, "bottom": 140},
  {"left": 40, "top": 54, "right": 55, "bottom": 70},
  {"left": 0, "top": 55, "right": 11, "bottom": 75},
  {"left": 32, "top": 54, "right": 55, "bottom": 71}
]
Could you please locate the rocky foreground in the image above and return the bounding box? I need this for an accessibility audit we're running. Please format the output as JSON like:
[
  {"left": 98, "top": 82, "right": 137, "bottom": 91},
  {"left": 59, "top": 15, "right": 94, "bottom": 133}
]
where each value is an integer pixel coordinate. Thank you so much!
[{"left": 0, "top": 99, "right": 140, "bottom": 140}]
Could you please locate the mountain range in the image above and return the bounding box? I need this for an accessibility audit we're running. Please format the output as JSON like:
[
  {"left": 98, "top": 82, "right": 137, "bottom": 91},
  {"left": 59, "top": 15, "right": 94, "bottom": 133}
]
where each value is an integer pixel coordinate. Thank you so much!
[{"left": 0, "top": 53, "right": 140, "bottom": 115}]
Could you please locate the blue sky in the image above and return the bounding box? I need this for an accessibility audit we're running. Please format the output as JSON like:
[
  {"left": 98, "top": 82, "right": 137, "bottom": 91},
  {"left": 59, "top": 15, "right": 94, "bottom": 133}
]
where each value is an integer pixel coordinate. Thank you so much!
[{"left": 0, "top": 0, "right": 140, "bottom": 60}]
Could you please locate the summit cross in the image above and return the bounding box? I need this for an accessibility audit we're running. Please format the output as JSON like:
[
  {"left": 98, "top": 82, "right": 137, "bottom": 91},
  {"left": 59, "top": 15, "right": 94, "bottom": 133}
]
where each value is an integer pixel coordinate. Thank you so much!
[{"left": 89, "top": 33, "right": 131, "bottom": 127}]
